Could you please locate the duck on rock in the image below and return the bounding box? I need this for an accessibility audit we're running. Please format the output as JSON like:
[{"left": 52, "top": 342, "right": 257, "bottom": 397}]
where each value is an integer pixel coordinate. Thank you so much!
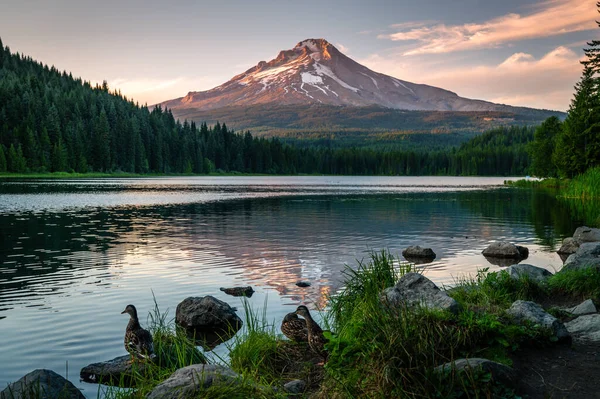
[
  {"left": 281, "top": 312, "right": 308, "bottom": 342},
  {"left": 121, "top": 304, "right": 156, "bottom": 362},
  {"left": 295, "top": 305, "right": 328, "bottom": 361}
]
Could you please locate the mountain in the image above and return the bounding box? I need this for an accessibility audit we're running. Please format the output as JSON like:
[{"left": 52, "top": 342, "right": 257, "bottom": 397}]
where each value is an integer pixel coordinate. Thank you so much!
[{"left": 160, "top": 38, "right": 553, "bottom": 114}]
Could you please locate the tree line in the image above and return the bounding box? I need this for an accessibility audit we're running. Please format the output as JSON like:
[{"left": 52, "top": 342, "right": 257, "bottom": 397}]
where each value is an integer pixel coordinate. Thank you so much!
[
  {"left": 0, "top": 36, "right": 532, "bottom": 177},
  {"left": 528, "top": 3, "right": 600, "bottom": 178}
]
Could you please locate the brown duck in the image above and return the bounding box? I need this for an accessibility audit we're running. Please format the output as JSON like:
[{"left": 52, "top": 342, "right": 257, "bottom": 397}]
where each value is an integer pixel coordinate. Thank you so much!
[
  {"left": 295, "top": 305, "right": 327, "bottom": 360},
  {"left": 121, "top": 304, "right": 156, "bottom": 362},
  {"left": 281, "top": 312, "right": 308, "bottom": 342}
]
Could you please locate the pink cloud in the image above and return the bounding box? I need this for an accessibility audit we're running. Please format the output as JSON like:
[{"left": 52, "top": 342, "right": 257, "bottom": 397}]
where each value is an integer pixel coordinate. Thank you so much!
[
  {"left": 379, "top": 0, "right": 597, "bottom": 55},
  {"left": 360, "top": 46, "right": 583, "bottom": 110}
]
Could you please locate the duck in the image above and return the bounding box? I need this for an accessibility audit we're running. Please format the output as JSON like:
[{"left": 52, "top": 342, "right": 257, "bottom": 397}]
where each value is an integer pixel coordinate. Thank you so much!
[
  {"left": 281, "top": 312, "right": 308, "bottom": 342},
  {"left": 295, "top": 305, "right": 328, "bottom": 360},
  {"left": 121, "top": 304, "right": 156, "bottom": 362}
]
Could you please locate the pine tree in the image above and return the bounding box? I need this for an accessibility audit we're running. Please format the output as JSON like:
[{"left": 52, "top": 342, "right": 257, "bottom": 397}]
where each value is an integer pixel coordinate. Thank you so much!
[
  {"left": 0, "top": 144, "right": 6, "bottom": 172},
  {"left": 528, "top": 116, "right": 561, "bottom": 177}
]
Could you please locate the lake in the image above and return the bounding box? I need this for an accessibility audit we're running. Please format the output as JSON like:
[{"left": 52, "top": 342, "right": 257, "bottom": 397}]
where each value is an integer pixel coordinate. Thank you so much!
[{"left": 0, "top": 176, "right": 581, "bottom": 396}]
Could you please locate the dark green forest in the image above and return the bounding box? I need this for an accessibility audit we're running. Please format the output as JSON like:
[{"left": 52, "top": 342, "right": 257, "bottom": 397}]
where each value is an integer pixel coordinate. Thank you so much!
[{"left": 0, "top": 37, "right": 533, "bottom": 176}]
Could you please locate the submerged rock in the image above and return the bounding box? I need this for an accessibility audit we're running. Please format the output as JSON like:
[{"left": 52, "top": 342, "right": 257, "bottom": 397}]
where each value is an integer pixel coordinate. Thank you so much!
[
  {"left": 434, "top": 358, "right": 517, "bottom": 389},
  {"left": 219, "top": 286, "right": 254, "bottom": 297},
  {"left": 562, "top": 242, "right": 600, "bottom": 271},
  {"left": 505, "top": 264, "right": 552, "bottom": 283},
  {"left": 381, "top": 272, "right": 460, "bottom": 314},
  {"left": 565, "top": 314, "right": 600, "bottom": 343},
  {"left": 402, "top": 245, "right": 436, "bottom": 259},
  {"left": 558, "top": 237, "right": 580, "bottom": 255},
  {"left": 147, "top": 364, "right": 241, "bottom": 399},
  {"left": 176, "top": 296, "right": 242, "bottom": 340},
  {"left": 573, "top": 226, "right": 600, "bottom": 243},
  {"left": 506, "top": 300, "right": 570, "bottom": 342},
  {"left": 482, "top": 242, "right": 529, "bottom": 259},
  {"left": 566, "top": 299, "right": 597, "bottom": 316},
  {"left": 1, "top": 369, "right": 84, "bottom": 399}
]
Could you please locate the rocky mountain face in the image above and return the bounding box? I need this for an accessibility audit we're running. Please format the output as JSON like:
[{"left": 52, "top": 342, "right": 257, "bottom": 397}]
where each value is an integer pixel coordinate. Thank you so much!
[{"left": 159, "top": 38, "right": 543, "bottom": 114}]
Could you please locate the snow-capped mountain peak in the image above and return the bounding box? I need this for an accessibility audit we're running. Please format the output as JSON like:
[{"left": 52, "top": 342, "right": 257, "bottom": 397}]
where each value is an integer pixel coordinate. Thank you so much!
[{"left": 161, "top": 38, "right": 524, "bottom": 113}]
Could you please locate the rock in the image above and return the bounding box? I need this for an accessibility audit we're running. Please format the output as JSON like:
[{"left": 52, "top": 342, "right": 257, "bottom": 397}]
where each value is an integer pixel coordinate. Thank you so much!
[
  {"left": 573, "top": 226, "right": 600, "bottom": 243},
  {"left": 1, "top": 369, "right": 84, "bottom": 399},
  {"left": 147, "top": 365, "right": 241, "bottom": 399},
  {"left": 295, "top": 281, "right": 311, "bottom": 287},
  {"left": 505, "top": 264, "right": 553, "bottom": 283},
  {"left": 566, "top": 299, "right": 597, "bottom": 316},
  {"left": 562, "top": 242, "right": 600, "bottom": 271},
  {"left": 80, "top": 355, "right": 144, "bottom": 387},
  {"left": 506, "top": 300, "right": 570, "bottom": 342},
  {"left": 176, "top": 296, "right": 242, "bottom": 337},
  {"left": 219, "top": 286, "right": 254, "bottom": 297},
  {"left": 381, "top": 272, "right": 460, "bottom": 314},
  {"left": 482, "top": 242, "right": 529, "bottom": 259},
  {"left": 402, "top": 246, "right": 436, "bottom": 259},
  {"left": 434, "top": 358, "right": 517, "bottom": 389},
  {"left": 565, "top": 314, "right": 600, "bottom": 343},
  {"left": 557, "top": 237, "right": 580, "bottom": 255},
  {"left": 283, "top": 379, "right": 306, "bottom": 394}
]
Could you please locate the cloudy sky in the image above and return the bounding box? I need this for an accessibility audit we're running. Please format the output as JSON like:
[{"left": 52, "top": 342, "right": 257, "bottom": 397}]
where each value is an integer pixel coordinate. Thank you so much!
[{"left": 1, "top": 0, "right": 596, "bottom": 110}]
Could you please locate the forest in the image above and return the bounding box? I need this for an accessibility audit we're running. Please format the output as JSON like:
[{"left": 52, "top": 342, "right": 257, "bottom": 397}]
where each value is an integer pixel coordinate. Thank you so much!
[{"left": 0, "top": 36, "right": 533, "bottom": 176}]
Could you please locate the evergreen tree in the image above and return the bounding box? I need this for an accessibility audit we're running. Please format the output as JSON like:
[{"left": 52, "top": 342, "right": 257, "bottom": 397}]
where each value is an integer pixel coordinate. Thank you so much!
[
  {"left": 0, "top": 144, "right": 6, "bottom": 172},
  {"left": 528, "top": 116, "right": 561, "bottom": 177}
]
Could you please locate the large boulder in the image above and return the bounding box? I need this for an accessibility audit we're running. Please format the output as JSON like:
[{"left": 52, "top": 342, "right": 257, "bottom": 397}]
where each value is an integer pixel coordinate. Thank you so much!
[
  {"left": 505, "top": 264, "right": 552, "bottom": 283},
  {"left": 565, "top": 314, "right": 600, "bottom": 343},
  {"left": 147, "top": 365, "right": 241, "bottom": 399},
  {"left": 381, "top": 272, "right": 460, "bottom": 314},
  {"left": 482, "top": 242, "right": 529, "bottom": 259},
  {"left": 506, "top": 300, "right": 570, "bottom": 342},
  {"left": 1, "top": 369, "right": 84, "bottom": 399},
  {"left": 573, "top": 226, "right": 600, "bottom": 243},
  {"left": 562, "top": 242, "right": 600, "bottom": 272},
  {"left": 434, "top": 358, "right": 517, "bottom": 389},
  {"left": 402, "top": 246, "right": 436, "bottom": 259},
  {"left": 176, "top": 296, "right": 242, "bottom": 337},
  {"left": 557, "top": 237, "right": 580, "bottom": 255}
]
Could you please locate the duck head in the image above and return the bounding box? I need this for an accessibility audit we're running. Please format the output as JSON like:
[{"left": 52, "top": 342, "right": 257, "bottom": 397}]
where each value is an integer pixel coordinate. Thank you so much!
[
  {"left": 295, "top": 305, "right": 311, "bottom": 319},
  {"left": 121, "top": 304, "right": 138, "bottom": 319}
]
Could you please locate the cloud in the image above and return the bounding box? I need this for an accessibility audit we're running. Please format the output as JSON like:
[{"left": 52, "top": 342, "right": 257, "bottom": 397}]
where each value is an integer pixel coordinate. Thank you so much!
[
  {"left": 360, "top": 46, "right": 583, "bottom": 110},
  {"left": 379, "top": 0, "right": 596, "bottom": 55}
]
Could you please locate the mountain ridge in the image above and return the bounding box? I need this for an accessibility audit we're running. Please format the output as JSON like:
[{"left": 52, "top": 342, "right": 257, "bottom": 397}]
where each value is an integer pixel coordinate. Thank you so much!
[{"left": 159, "top": 38, "right": 559, "bottom": 115}]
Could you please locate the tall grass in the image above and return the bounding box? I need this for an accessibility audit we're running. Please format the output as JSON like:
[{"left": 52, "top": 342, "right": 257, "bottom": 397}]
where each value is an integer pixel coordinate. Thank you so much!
[
  {"left": 561, "top": 166, "right": 600, "bottom": 199},
  {"left": 320, "top": 251, "right": 534, "bottom": 398}
]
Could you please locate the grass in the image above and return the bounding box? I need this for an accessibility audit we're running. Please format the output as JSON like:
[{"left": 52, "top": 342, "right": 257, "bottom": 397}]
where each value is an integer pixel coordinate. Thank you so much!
[
  {"left": 223, "top": 251, "right": 597, "bottom": 398},
  {"left": 561, "top": 166, "right": 600, "bottom": 200},
  {"left": 504, "top": 178, "right": 564, "bottom": 189}
]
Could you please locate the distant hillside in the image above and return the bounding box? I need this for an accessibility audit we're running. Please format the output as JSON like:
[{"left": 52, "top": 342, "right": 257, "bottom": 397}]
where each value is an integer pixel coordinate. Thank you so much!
[{"left": 171, "top": 103, "right": 564, "bottom": 150}]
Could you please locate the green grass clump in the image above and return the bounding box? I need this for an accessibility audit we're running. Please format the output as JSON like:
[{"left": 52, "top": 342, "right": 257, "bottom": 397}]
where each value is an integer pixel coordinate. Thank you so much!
[
  {"left": 449, "top": 268, "right": 548, "bottom": 313},
  {"left": 504, "top": 178, "right": 564, "bottom": 189},
  {"left": 319, "top": 252, "right": 536, "bottom": 398},
  {"left": 561, "top": 166, "right": 600, "bottom": 199},
  {"left": 547, "top": 268, "right": 600, "bottom": 300}
]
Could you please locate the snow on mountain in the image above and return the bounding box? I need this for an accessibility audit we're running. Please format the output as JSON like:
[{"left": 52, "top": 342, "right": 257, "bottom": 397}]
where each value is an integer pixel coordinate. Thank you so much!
[{"left": 159, "top": 38, "right": 531, "bottom": 113}]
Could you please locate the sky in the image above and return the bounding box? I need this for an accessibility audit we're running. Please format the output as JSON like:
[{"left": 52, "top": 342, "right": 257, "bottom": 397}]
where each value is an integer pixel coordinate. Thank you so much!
[{"left": 0, "top": 0, "right": 597, "bottom": 111}]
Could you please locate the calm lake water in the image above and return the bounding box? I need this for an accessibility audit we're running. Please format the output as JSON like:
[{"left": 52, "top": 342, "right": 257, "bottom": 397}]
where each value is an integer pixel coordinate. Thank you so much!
[{"left": 0, "top": 176, "right": 582, "bottom": 396}]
